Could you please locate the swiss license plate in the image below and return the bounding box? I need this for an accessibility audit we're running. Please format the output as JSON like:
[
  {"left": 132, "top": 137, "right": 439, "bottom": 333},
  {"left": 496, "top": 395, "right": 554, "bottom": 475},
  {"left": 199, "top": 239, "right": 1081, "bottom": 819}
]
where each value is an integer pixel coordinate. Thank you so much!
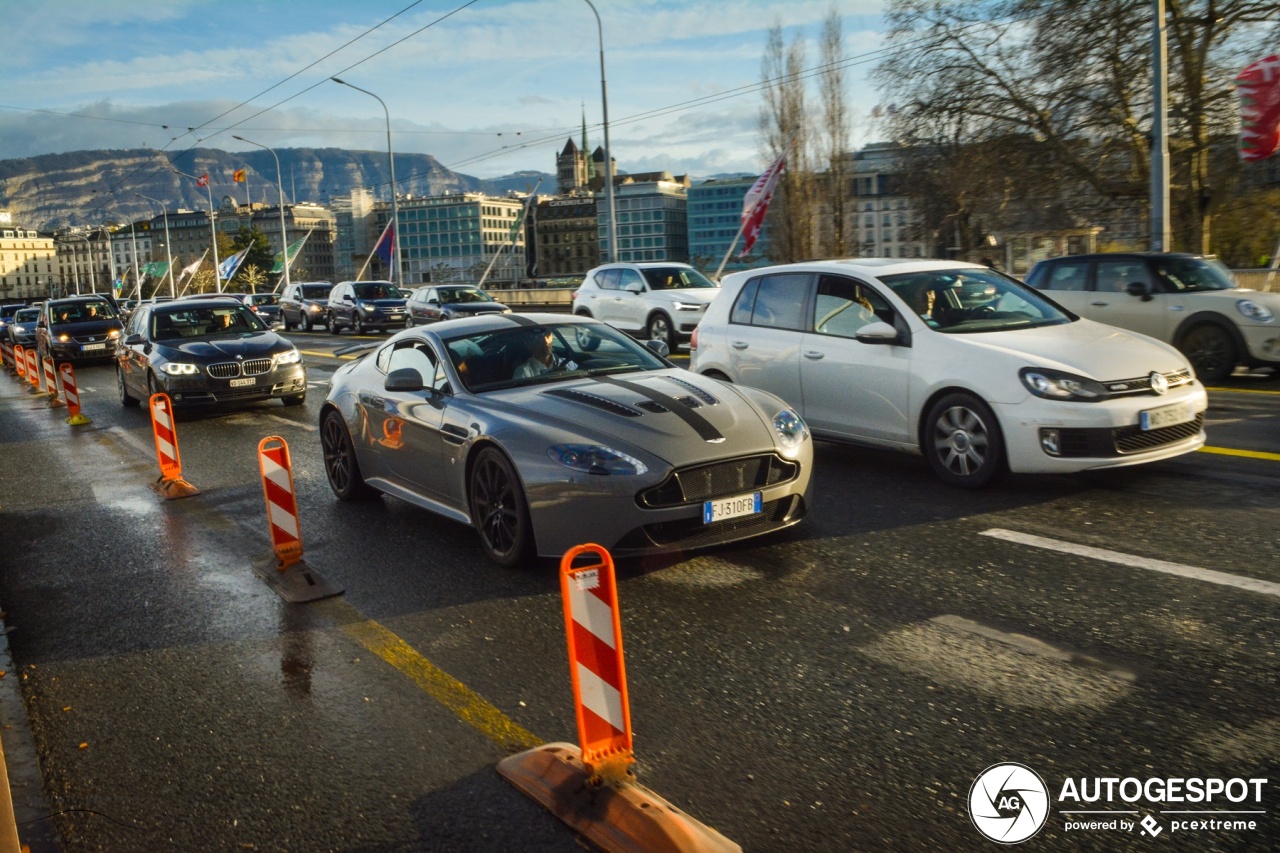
[
  {"left": 229, "top": 377, "right": 256, "bottom": 388},
  {"left": 82, "top": 343, "right": 107, "bottom": 351},
  {"left": 703, "top": 492, "right": 762, "bottom": 524},
  {"left": 1140, "top": 401, "right": 1193, "bottom": 431}
]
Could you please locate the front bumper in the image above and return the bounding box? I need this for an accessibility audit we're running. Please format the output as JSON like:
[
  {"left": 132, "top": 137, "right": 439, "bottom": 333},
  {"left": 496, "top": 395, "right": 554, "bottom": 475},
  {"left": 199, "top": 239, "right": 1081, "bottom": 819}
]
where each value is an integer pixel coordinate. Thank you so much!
[
  {"left": 159, "top": 363, "right": 308, "bottom": 406},
  {"left": 1237, "top": 322, "right": 1280, "bottom": 365}
]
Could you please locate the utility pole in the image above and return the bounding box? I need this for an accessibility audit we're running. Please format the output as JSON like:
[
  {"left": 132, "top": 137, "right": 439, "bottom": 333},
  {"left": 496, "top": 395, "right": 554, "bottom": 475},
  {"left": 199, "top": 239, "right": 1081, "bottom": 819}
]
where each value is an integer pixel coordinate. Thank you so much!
[{"left": 1150, "top": 0, "right": 1171, "bottom": 252}]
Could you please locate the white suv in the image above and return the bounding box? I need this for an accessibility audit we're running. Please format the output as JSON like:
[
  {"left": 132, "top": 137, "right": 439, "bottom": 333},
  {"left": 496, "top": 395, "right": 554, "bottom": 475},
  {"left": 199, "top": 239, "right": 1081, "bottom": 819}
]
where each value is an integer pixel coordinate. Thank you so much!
[{"left": 571, "top": 262, "right": 720, "bottom": 350}]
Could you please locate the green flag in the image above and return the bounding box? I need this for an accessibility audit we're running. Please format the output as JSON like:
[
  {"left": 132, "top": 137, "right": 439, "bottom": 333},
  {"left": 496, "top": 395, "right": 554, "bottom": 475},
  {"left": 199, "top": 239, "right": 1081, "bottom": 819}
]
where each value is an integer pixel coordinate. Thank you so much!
[{"left": 270, "top": 235, "right": 308, "bottom": 274}]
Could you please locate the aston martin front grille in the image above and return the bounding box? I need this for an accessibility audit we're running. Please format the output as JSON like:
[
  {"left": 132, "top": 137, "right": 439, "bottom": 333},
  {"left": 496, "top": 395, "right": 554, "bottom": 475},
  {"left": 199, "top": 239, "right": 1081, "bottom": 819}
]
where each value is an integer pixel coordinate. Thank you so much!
[{"left": 638, "top": 454, "right": 799, "bottom": 508}]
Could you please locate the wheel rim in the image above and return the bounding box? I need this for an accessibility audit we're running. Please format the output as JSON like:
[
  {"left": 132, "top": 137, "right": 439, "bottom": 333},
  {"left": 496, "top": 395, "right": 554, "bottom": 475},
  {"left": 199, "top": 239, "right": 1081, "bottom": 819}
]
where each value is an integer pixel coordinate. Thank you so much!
[
  {"left": 354, "top": 316, "right": 363, "bottom": 334},
  {"left": 650, "top": 315, "right": 670, "bottom": 343},
  {"left": 471, "top": 455, "right": 519, "bottom": 557},
  {"left": 1184, "top": 327, "right": 1231, "bottom": 377},
  {"left": 931, "top": 405, "right": 990, "bottom": 478},
  {"left": 117, "top": 368, "right": 127, "bottom": 402},
  {"left": 405, "top": 316, "right": 414, "bottom": 329},
  {"left": 322, "top": 416, "right": 353, "bottom": 493}
]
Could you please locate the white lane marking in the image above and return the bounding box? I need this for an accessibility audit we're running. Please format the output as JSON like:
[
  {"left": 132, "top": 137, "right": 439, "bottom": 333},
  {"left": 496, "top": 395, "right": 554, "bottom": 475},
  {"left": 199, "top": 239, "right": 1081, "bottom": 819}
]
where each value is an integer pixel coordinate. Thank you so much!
[
  {"left": 981, "top": 528, "right": 1280, "bottom": 598},
  {"left": 262, "top": 413, "right": 317, "bottom": 432}
]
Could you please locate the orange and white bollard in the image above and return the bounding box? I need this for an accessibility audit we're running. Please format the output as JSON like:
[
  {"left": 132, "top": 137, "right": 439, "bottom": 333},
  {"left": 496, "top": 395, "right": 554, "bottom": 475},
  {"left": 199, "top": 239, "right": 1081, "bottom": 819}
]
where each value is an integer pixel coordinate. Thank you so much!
[
  {"left": 0, "top": 339, "right": 9, "bottom": 371},
  {"left": 148, "top": 393, "right": 199, "bottom": 499},
  {"left": 60, "top": 363, "right": 91, "bottom": 425},
  {"left": 12, "top": 345, "right": 26, "bottom": 381},
  {"left": 25, "top": 348, "right": 41, "bottom": 392},
  {"left": 251, "top": 436, "right": 341, "bottom": 603},
  {"left": 42, "top": 356, "right": 65, "bottom": 408},
  {"left": 498, "top": 544, "right": 741, "bottom": 853}
]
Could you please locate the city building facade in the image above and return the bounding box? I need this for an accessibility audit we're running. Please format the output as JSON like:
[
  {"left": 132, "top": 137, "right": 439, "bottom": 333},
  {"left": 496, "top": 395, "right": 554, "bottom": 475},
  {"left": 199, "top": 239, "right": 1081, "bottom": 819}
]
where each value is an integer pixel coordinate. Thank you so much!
[
  {"left": 597, "top": 176, "right": 690, "bottom": 263},
  {"left": 687, "top": 177, "right": 771, "bottom": 276},
  {"left": 376, "top": 192, "right": 528, "bottom": 287},
  {"left": 0, "top": 211, "right": 56, "bottom": 302}
]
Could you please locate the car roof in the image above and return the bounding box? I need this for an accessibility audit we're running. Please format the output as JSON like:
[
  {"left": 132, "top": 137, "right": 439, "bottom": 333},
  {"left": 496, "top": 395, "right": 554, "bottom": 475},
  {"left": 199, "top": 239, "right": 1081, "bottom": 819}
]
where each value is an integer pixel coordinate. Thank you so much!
[
  {"left": 722, "top": 257, "right": 987, "bottom": 284},
  {"left": 48, "top": 295, "right": 113, "bottom": 306},
  {"left": 411, "top": 311, "right": 596, "bottom": 336},
  {"left": 1034, "top": 252, "right": 1207, "bottom": 263}
]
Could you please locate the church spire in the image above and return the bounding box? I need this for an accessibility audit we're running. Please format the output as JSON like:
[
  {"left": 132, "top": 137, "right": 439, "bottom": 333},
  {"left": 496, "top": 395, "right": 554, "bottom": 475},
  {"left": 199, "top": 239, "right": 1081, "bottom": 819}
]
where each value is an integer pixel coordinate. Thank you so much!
[{"left": 582, "top": 105, "right": 595, "bottom": 180}]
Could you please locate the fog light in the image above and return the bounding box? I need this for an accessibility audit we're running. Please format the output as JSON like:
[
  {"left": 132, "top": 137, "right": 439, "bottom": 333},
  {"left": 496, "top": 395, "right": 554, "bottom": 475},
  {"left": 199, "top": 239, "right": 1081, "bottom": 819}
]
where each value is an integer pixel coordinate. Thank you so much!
[
  {"left": 1040, "top": 428, "right": 1061, "bottom": 456},
  {"left": 1261, "top": 336, "right": 1280, "bottom": 356}
]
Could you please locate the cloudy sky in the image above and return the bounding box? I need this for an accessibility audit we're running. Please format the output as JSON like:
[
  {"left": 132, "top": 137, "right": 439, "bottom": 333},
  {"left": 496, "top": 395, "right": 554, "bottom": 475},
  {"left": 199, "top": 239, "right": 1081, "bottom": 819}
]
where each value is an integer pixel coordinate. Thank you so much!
[{"left": 0, "top": 0, "right": 889, "bottom": 180}]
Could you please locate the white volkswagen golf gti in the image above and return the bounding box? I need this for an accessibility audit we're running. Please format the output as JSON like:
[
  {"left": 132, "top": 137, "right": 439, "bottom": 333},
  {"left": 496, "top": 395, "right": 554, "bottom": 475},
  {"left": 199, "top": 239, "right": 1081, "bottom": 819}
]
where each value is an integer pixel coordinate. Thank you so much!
[{"left": 690, "top": 259, "right": 1208, "bottom": 488}]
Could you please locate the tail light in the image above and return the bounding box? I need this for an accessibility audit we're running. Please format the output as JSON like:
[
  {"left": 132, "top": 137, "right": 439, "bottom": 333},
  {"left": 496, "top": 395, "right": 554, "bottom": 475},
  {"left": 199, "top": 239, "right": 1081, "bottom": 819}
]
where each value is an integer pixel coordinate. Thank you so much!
[{"left": 690, "top": 326, "right": 699, "bottom": 352}]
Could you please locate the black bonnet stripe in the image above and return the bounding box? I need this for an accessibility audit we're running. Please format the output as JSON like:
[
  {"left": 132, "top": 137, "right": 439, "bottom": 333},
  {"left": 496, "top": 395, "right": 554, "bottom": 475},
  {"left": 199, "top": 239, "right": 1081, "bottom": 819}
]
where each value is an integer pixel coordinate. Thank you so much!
[{"left": 594, "top": 376, "right": 724, "bottom": 443}]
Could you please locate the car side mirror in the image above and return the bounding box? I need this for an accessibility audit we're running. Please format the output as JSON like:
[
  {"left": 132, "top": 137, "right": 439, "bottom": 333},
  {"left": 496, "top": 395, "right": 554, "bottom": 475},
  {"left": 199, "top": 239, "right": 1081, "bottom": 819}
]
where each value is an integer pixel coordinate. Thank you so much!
[
  {"left": 125, "top": 333, "right": 145, "bottom": 346},
  {"left": 855, "top": 321, "right": 901, "bottom": 345},
  {"left": 1125, "top": 281, "right": 1153, "bottom": 301},
  {"left": 624, "top": 282, "right": 644, "bottom": 294},
  {"left": 385, "top": 367, "right": 425, "bottom": 392},
  {"left": 643, "top": 339, "right": 670, "bottom": 359},
  {"left": 342, "top": 294, "right": 354, "bottom": 302}
]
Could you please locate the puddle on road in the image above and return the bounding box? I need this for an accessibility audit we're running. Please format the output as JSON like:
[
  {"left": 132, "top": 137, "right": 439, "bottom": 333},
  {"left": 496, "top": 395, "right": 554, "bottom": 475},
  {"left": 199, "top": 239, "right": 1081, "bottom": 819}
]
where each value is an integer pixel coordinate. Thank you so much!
[{"left": 91, "top": 482, "right": 158, "bottom": 516}]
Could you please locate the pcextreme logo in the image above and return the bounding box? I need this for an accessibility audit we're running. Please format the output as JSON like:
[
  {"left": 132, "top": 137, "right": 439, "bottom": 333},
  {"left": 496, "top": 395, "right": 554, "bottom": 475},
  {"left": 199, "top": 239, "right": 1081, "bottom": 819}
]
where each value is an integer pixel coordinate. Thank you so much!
[
  {"left": 968, "top": 763, "right": 1270, "bottom": 844},
  {"left": 969, "top": 763, "right": 1050, "bottom": 844}
]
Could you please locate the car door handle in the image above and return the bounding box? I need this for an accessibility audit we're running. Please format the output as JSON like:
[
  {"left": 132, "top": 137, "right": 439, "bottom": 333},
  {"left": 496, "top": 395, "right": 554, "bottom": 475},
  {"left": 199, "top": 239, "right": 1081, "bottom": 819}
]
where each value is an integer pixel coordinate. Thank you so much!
[
  {"left": 802, "top": 350, "right": 825, "bottom": 360},
  {"left": 730, "top": 341, "right": 749, "bottom": 350},
  {"left": 1089, "top": 301, "right": 1109, "bottom": 306}
]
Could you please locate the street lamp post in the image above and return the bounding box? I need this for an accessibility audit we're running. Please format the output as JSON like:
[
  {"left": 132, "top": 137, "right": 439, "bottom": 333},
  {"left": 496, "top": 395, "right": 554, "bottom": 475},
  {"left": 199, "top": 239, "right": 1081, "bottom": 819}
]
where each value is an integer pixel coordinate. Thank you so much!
[
  {"left": 173, "top": 167, "right": 223, "bottom": 292},
  {"left": 102, "top": 208, "right": 143, "bottom": 300},
  {"left": 583, "top": 0, "right": 618, "bottom": 263},
  {"left": 331, "top": 77, "right": 403, "bottom": 286},
  {"left": 135, "top": 193, "right": 176, "bottom": 298},
  {"left": 233, "top": 136, "right": 292, "bottom": 295}
]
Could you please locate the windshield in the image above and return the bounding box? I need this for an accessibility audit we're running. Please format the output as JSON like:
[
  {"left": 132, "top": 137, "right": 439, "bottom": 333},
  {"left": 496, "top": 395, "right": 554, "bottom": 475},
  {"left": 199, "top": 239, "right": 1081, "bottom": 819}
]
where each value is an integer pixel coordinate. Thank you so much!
[
  {"left": 353, "top": 282, "right": 404, "bottom": 300},
  {"left": 440, "top": 287, "right": 493, "bottom": 304},
  {"left": 1156, "top": 257, "right": 1236, "bottom": 293},
  {"left": 248, "top": 294, "right": 279, "bottom": 306},
  {"left": 640, "top": 267, "right": 718, "bottom": 290},
  {"left": 151, "top": 305, "right": 267, "bottom": 341},
  {"left": 50, "top": 300, "right": 119, "bottom": 322},
  {"left": 444, "top": 321, "right": 667, "bottom": 393},
  {"left": 15, "top": 308, "right": 39, "bottom": 322},
  {"left": 302, "top": 285, "right": 331, "bottom": 300},
  {"left": 881, "top": 268, "right": 1072, "bottom": 334}
]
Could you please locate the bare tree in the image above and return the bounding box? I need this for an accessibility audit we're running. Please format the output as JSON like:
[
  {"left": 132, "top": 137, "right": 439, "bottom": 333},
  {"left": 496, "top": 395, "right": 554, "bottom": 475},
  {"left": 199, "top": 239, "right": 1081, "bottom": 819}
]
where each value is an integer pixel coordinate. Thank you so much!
[
  {"left": 759, "top": 22, "right": 817, "bottom": 262},
  {"left": 818, "top": 9, "right": 851, "bottom": 256}
]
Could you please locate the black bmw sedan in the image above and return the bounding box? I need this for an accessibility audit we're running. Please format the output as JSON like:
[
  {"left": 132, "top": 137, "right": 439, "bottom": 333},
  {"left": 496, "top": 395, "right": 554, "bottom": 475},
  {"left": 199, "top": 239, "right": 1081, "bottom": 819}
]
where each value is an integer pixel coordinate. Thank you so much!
[{"left": 116, "top": 298, "right": 307, "bottom": 408}]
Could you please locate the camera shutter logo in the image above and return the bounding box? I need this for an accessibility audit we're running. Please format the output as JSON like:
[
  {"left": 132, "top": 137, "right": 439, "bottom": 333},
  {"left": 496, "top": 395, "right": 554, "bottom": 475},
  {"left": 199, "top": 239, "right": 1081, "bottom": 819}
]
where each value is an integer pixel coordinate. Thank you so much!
[{"left": 969, "top": 763, "right": 1050, "bottom": 844}]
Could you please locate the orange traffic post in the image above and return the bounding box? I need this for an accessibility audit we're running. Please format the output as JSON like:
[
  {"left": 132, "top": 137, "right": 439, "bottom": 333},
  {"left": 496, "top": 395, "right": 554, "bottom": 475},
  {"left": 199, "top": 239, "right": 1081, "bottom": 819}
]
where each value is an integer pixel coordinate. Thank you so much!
[
  {"left": 42, "top": 357, "right": 65, "bottom": 408},
  {"left": 498, "top": 544, "right": 741, "bottom": 853},
  {"left": 25, "top": 348, "right": 41, "bottom": 393},
  {"left": 251, "top": 436, "right": 342, "bottom": 603},
  {"left": 12, "top": 345, "right": 26, "bottom": 382},
  {"left": 0, "top": 339, "right": 9, "bottom": 371},
  {"left": 147, "top": 393, "right": 200, "bottom": 499},
  {"left": 59, "top": 363, "right": 91, "bottom": 425}
]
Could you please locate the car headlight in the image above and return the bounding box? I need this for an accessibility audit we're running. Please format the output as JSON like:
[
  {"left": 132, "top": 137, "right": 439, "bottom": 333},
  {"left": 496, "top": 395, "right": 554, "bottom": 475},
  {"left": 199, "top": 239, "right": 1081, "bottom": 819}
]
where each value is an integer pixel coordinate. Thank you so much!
[
  {"left": 109, "top": 329, "right": 121, "bottom": 338},
  {"left": 1236, "top": 299, "right": 1275, "bottom": 322},
  {"left": 360, "top": 303, "right": 376, "bottom": 313},
  {"left": 548, "top": 444, "right": 648, "bottom": 476},
  {"left": 277, "top": 348, "right": 302, "bottom": 365},
  {"left": 57, "top": 333, "right": 70, "bottom": 342},
  {"left": 162, "top": 362, "right": 200, "bottom": 375},
  {"left": 1020, "top": 367, "right": 1109, "bottom": 401},
  {"left": 307, "top": 303, "right": 322, "bottom": 312},
  {"left": 671, "top": 301, "right": 704, "bottom": 311},
  {"left": 772, "top": 408, "right": 809, "bottom": 448}
]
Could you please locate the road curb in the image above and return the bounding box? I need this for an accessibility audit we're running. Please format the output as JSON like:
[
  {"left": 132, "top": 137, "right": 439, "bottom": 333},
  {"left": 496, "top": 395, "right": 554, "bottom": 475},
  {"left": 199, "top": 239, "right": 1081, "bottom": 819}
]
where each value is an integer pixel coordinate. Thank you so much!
[{"left": 0, "top": 603, "right": 60, "bottom": 852}]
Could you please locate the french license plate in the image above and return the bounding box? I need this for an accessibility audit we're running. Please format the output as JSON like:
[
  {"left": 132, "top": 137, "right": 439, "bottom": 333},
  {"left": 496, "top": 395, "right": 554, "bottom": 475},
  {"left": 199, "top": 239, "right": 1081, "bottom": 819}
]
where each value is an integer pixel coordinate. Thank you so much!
[
  {"left": 703, "top": 492, "right": 762, "bottom": 524},
  {"left": 229, "top": 377, "right": 256, "bottom": 388},
  {"left": 1140, "top": 401, "right": 1194, "bottom": 431},
  {"left": 82, "top": 343, "right": 107, "bottom": 351}
]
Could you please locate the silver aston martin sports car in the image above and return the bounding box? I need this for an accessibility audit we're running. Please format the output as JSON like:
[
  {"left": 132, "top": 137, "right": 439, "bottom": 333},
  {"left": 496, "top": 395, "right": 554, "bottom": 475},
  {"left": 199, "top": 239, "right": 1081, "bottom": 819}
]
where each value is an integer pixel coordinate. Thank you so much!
[{"left": 320, "top": 313, "right": 813, "bottom": 566}]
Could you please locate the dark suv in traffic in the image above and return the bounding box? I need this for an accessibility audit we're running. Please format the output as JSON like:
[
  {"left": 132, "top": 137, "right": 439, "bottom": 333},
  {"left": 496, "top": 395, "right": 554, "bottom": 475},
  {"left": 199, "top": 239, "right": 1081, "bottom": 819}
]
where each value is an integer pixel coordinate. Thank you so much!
[
  {"left": 37, "top": 295, "right": 125, "bottom": 363},
  {"left": 280, "top": 281, "right": 333, "bottom": 331},
  {"left": 325, "top": 281, "right": 408, "bottom": 334}
]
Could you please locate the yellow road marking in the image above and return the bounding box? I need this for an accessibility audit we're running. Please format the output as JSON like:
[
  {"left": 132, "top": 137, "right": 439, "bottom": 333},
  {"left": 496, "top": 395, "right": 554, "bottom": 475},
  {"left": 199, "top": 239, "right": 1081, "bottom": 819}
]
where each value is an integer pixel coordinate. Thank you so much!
[
  {"left": 1206, "top": 386, "right": 1280, "bottom": 396},
  {"left": 316, "top": 599, "right": 543, "bottom": 752},
  {"left": 298, "top": 348, "right": 360, "bottom": 361},
  {"left": 1198, "top": 445, "right": 1280, "bottom": 462}
]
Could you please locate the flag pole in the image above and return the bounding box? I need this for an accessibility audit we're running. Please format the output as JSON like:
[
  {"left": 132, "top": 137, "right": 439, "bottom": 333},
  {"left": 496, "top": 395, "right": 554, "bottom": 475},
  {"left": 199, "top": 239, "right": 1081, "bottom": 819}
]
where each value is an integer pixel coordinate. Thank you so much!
[
  {"left": 714, "top": 218, "right": 750, "bottom": 281},
  {"left": 177, "top": 249, "right": 210, "bottom": 296},
  {"left": 477, "top": 182, "right": 541, "bottom": 290},
  {"left": 356, "top": 217, "right": 395, "bottom": 282}
]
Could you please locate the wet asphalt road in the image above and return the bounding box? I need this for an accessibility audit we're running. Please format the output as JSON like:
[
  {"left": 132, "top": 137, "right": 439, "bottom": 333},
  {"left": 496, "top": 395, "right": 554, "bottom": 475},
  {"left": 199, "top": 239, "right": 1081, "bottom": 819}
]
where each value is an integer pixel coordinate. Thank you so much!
[{"left": 0, "top": 331, "right": 1276, "bottom": 852}]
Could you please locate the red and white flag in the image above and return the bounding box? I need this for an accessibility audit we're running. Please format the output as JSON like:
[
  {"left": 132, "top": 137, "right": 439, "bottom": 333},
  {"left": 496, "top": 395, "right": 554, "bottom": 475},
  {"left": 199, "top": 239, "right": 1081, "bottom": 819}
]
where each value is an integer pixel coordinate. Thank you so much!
[
  {"left": 196, "top": 173, "right": 209, "bottom": 188},
  {"left": 739, "top": 151, "right": 786, "bottom": 257},
  {"left": 1237, "top": 55, "right": 1280, "bottom": 162}
]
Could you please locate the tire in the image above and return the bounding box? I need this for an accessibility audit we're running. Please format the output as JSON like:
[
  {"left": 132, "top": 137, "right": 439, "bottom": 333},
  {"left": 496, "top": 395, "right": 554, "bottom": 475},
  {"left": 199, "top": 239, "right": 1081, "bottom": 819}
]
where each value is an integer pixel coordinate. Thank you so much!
[
  {"left": 352, "top": 313, "right": 365, "bottom": 335},
  {"left": 301, "top": 313, "right": 313, "bottom": 332},
  {"left": 118, "top": 365, "right": 139, "bottom": 407},
  {"left": 282, "top": 315, "right": 293, "bottom": 331},
  {"left": 281, "top": 392, "right": 306, "bottom": 407},
  {"left": 325, "top": 312, "right": 340, "bottom": 333},
  {"left": 922, "top": 392, "right": 1006, "bottom": 489},
  {"left": 468, "top": 446, "right": 533, "bottom": 568},
  {"left": 646, "top": 312, "right": 676, "bottom": 351},
  {"left": 574, "top": 309, "right": 593, "bottom": 318},
  {"left": 573, "top": 325, "right": 602, "bottom": 351},
  {"left": 1180, "top": 323, "right": 1235, "bottom": 383},
  {"left": 321, "top": 410, "right": 374, "bottom": 500},
  {"left": 146, "top": 370, "right": 159, "bottom": 401},
  {"left": 405, "top": 316, "right": 415, "bottom": 329}
]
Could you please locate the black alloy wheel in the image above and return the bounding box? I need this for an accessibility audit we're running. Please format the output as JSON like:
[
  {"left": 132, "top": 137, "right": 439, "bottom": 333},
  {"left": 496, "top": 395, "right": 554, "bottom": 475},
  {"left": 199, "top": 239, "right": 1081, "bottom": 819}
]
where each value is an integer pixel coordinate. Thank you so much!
[
  {"left": 320, "top": 410, "right": 374, "bottom": 500},
  {"left": 923, "top": 392, "right": 1007, "bottom": 488},
  {"left": 468, "top": 446, "right": 532, "bottom": 568},
  {"left": 1181, "top": 323, "right": 1235, "bottom": 383},
  {"left": 647, "top": 312, "right": 676, "bottom": 351}
]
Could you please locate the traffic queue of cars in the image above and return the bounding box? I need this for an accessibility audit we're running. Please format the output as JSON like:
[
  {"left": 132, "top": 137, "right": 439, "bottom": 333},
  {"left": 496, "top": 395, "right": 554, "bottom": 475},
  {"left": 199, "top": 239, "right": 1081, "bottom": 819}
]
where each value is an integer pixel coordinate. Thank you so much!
[{"left": 9, "top": 253, "right": 1227, "bottom": 565}]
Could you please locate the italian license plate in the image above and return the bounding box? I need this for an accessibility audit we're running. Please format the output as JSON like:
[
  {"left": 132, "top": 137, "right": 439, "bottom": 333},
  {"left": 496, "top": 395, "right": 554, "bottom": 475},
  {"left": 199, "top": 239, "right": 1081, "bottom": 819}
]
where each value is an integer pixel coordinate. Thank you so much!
[
  {"left": 703, "top": 492, "right": 762, "bottom": 524},
  {"left": 1140, "top": 401, "right": 1193, "bottom": 431},
  {"left": 229, "top": 377, "right": 256, "bottom": 388},
  {"left": 82, "top": 343, "right": 107, "bottom": 351}
]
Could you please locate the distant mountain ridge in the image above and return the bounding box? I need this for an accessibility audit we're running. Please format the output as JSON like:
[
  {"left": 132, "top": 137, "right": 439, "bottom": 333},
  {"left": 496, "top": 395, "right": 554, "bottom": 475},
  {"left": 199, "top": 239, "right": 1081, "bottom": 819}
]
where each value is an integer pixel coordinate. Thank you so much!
[{"left": 0, "top": 148, "right": 554, "bottom": 230}]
